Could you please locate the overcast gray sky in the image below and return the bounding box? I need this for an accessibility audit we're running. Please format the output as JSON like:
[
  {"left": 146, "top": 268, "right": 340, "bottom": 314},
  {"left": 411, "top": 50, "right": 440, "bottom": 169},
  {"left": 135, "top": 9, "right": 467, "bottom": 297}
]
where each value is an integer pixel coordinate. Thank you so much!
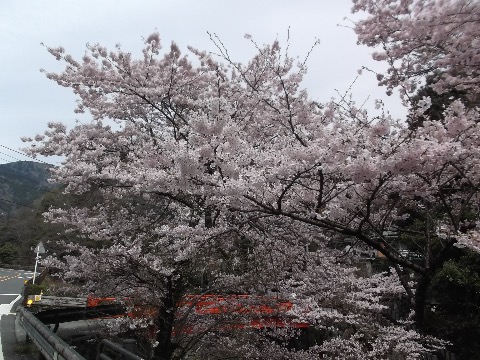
[{"left": 0, "top": 0, "right": 406, "bottom": 165}]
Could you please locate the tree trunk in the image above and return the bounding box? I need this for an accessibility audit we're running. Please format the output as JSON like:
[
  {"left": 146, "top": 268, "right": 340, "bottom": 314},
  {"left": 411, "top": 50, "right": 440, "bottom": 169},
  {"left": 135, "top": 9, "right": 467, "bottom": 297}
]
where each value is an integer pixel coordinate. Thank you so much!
[
  {"left": 154, "top": 276, "right": 177, "bottom": 360},
  {"left": 414, "top": 272, "right": 432, "bottom": 328},
  {"left": 414, "top": 240, "right": 456, "bottom": 327}
]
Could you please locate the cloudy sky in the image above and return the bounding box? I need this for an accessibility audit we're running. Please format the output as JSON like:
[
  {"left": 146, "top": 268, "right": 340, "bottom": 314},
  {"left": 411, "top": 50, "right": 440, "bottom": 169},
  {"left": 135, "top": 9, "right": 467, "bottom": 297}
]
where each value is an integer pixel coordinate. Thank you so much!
[{"left": 0, "top": 0, "right": 406, "bottom": 165}]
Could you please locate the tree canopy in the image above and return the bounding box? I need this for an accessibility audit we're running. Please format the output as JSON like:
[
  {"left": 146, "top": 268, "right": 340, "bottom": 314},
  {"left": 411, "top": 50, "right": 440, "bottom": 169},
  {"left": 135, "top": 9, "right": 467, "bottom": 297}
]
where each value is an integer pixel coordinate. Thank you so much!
[{"left": 23, "top": 0, "right": 480, "bottom": 358}]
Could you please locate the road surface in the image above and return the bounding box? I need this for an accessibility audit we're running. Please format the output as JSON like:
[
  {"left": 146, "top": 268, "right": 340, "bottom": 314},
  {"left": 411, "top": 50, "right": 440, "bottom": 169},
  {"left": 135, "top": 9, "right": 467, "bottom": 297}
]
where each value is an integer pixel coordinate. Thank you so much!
[{"left": 0, "top": 267, "right": 34, "bottom": 360}]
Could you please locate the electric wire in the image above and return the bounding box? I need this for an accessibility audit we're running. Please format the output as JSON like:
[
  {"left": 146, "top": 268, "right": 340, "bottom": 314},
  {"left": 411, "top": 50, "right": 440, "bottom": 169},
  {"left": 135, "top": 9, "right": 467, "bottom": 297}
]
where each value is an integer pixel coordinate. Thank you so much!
[
  {"left": 0, "top": 151, "right": 22, "bottom": 162},
  {"left": 0, "top": 144, "right": 56, "bottom": 166}
]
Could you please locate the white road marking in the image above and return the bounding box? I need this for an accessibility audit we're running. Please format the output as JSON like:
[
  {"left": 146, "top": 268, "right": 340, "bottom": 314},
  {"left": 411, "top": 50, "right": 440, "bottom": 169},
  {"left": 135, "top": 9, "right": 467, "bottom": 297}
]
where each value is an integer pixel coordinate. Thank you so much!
[
  {"left": 0, "top": 275, "right": 20, "bottom": 283},
  {"left": 0, "top": 295, "right": 21, "bottom": 315}
]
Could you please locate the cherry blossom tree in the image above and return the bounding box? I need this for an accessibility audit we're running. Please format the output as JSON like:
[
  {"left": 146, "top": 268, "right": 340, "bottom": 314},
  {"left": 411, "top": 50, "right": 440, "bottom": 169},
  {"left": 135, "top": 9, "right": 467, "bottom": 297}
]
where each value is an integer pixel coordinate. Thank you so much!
[
  {"left": 353, "top": 0, "right": 479, "bottom": 102},
  {"left": 351, "top": 0, "right": 480, "bottom": 325},
  {"left": 25, "top": 0, "right": 480, "bottom": 354},
  {"left": 22, "top": 30, "right": 445, "bottom": 358}
]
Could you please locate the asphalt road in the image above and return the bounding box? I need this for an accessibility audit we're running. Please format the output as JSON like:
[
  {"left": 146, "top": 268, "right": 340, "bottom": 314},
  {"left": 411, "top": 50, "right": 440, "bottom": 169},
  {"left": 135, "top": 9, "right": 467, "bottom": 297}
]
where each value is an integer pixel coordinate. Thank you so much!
[{"left": 0, "top": 267, "right": 34, "bottom": 360}]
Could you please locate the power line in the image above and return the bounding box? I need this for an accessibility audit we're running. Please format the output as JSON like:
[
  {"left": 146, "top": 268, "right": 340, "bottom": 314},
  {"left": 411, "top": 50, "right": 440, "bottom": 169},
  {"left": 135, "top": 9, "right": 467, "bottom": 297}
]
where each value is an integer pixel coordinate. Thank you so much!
[
  {"left": 0, "top": 151, "right": 48, "bottom": 165},
  {"left": 0, "top": 151, "right": 21, "bottom": 162},
  {"left": 0, "top": 144, "right": 56, "bottom": 166}
]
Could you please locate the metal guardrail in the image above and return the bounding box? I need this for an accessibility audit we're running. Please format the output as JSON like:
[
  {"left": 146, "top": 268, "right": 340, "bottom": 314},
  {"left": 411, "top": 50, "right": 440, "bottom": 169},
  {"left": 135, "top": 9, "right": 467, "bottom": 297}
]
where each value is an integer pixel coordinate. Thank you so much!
[
  {"left": 97, "top": 339, "right": 144, "bottom": 360},
  {"left": 19, "top": 307, "right": 144, "bottom": 360},
  {"left": 18, "top": 307, "right": 86, "bottom": 360}
]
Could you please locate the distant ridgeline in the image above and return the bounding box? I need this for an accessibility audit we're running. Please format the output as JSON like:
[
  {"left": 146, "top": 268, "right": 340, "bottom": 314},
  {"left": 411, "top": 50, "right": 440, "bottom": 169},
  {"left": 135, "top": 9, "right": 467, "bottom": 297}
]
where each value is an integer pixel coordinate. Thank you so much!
[{"left": 0, "top": 161, "right": 57, "bottom": 216}]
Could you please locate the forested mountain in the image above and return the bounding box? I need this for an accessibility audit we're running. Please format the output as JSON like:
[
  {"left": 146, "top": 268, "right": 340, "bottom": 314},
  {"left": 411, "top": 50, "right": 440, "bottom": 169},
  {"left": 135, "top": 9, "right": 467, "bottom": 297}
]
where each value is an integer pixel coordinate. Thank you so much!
[
  {"left": 0, "top": 161, "right": 56, "bottom": 217},
  {"left": 0, "top": 161, "right": 59, "bottom": 265}
]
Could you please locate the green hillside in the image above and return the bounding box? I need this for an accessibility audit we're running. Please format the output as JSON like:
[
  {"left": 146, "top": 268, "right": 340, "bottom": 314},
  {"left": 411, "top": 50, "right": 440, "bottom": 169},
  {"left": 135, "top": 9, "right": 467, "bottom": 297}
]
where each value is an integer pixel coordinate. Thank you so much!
[
  {"left": 0, "top": 161, "right": 59, "bottom": 265},
  {"left": 0, "top": 161, "right": 55, "bottom": 217}
]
